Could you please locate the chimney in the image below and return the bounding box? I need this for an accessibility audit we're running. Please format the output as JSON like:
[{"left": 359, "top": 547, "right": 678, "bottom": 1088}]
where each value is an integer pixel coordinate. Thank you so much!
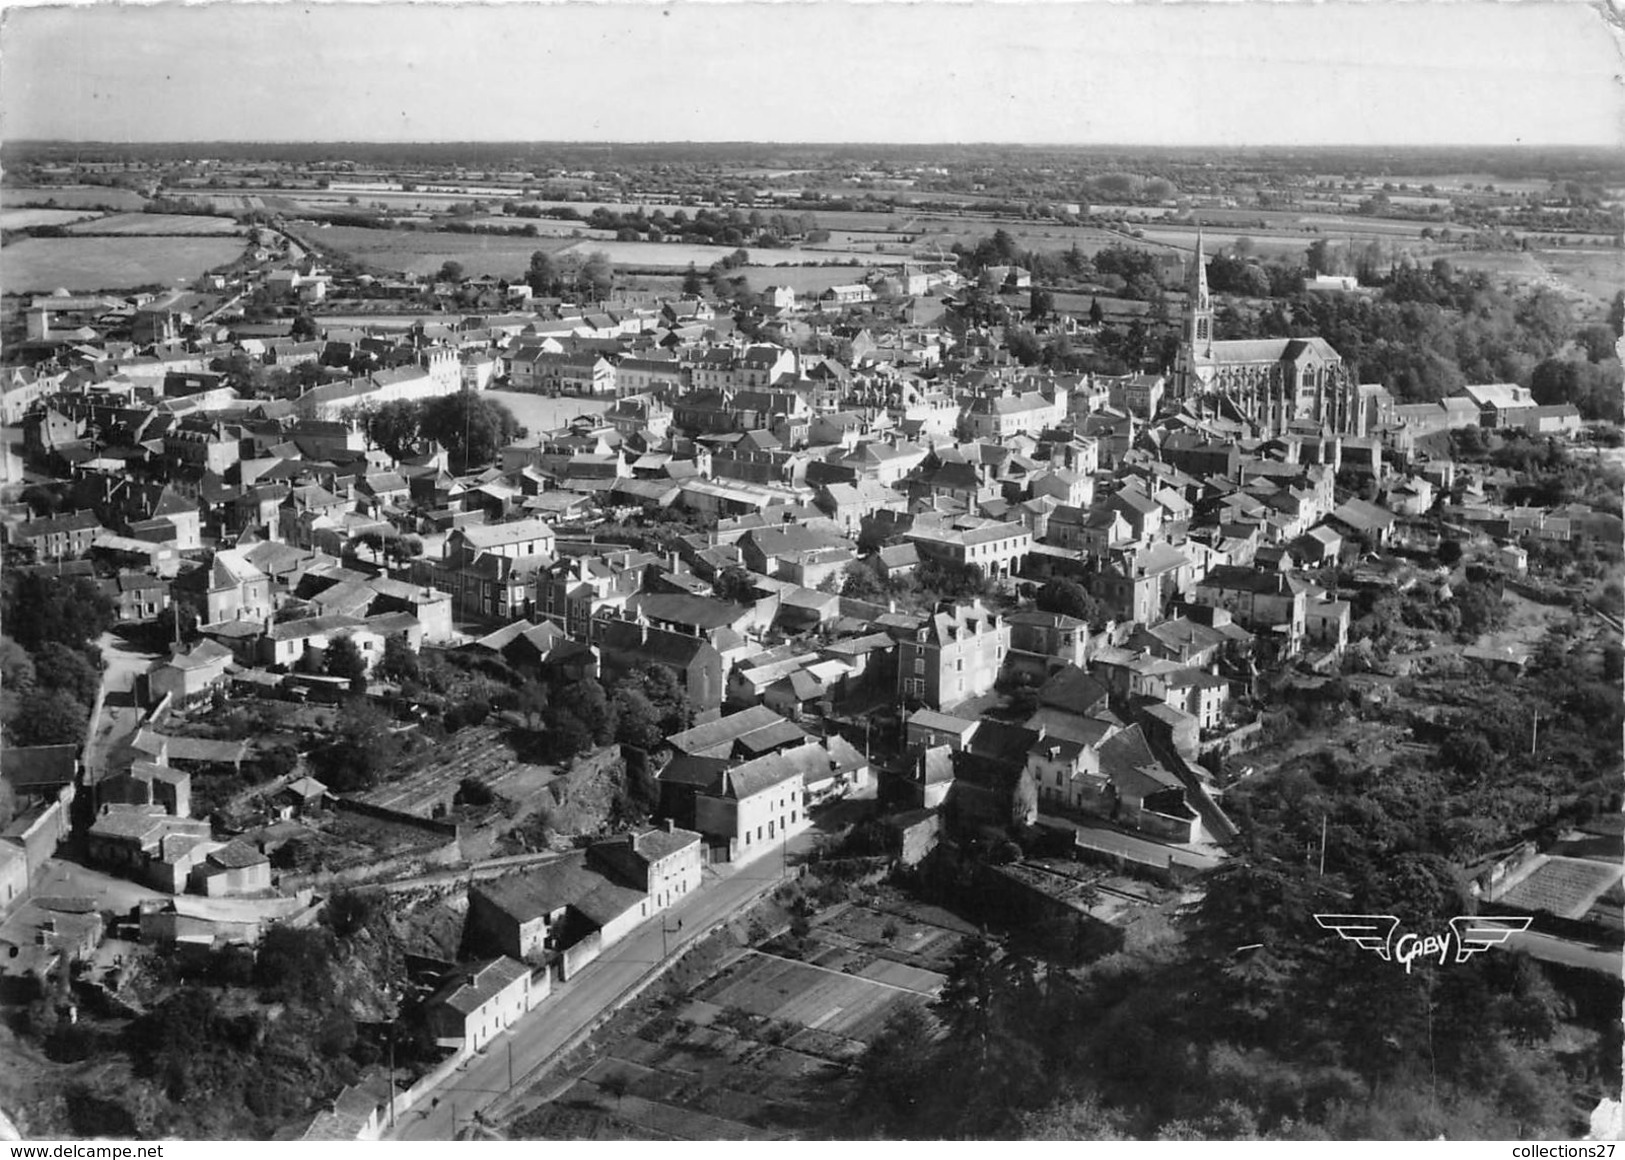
[{"left": 662, "top": 818, "right": 674, "bottom": 832}]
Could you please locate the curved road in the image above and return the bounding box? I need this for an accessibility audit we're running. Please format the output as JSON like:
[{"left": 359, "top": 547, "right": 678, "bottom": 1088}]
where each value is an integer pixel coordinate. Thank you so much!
[{"left": 82, "top": 632, "right": 160, "bottom": 788}]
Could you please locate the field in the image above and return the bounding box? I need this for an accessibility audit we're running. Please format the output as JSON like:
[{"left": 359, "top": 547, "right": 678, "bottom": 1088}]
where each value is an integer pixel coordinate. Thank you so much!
[
  {"left": 0, "top": 207, "right": 103, "bottom": 229},
  {"left": 693, "top": 951, "right": 936, "bottom": 1044},
  {"left": 66, "top": 212, "right": 243, "bottom": 236},
  {"left": 1530, "top": 248, "right": 1623, "bottom": 315},
  {"left": 508, "top": 897, "right": 970, "bottom": 1140},
  {"left": 294, "top": 224, "right": 574, "bottom": 276},
  {"left": 2, "top": 235, "right": 246, "bottom": 292},
  {"left": 739, "top": 265, "right": 888, "bottom": 294},
  {"left": 1, "top": 185, "right": 149, "bottom": 211},
  {"left": 1498, "top": 856, "right": 1622, "bottom": 919},
  {"left": 555, "top": 238, "right": 895, "bottom": 271}
]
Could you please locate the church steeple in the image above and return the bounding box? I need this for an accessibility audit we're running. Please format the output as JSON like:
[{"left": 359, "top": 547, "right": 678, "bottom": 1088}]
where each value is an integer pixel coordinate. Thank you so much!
[{"left": 1186, "top": 228, "right": 1213, "bottom": 356}]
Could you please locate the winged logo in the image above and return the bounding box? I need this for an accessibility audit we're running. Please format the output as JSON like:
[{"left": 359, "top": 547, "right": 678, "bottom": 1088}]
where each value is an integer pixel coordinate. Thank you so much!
[
  {"left": 1314, "top": 914, "right": 1400, "bottom": 961},
  {"left": 1447, "top": 915, "right": 1534, "bottom": 963}
]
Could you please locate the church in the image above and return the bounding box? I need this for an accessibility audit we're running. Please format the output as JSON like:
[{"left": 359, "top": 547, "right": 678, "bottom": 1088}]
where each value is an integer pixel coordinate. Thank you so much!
[{"left": 1170, "top": 234, "right": 1365, "bottom": 437}]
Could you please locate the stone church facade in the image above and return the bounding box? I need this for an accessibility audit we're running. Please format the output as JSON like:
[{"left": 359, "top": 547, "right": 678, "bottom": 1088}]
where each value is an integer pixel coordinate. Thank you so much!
[{"left": 1170, "top": 234, "right": 1365, "bottom": 437}]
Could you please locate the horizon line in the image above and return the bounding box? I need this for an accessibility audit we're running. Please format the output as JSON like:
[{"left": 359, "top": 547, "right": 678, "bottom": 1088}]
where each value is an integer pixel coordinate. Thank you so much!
[{"left": 4, "top": 139, "right": 1618, "bottom": 152}]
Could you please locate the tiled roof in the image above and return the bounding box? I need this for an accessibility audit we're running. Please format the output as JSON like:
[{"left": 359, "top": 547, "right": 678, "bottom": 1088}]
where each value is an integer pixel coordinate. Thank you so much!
[
  {"left": 432, "top": 956, "right": 531, "bottom": 1016},
  {"left": 720, "top": 742, "right": 827, "bottom": 800}
]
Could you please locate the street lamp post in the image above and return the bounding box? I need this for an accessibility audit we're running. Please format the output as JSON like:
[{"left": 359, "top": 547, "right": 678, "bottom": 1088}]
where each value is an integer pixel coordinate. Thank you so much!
[{"left": 661, "top": 917, "right": 683, "bottom": 959}]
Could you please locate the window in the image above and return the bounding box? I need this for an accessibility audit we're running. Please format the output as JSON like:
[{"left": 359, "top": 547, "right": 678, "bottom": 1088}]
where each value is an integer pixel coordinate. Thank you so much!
[
  {"left": 913, "top": 658, "right": 925, "bottom": 676},
  {"left": 955, "top": 658, "right": 963, "bottom": 672}
]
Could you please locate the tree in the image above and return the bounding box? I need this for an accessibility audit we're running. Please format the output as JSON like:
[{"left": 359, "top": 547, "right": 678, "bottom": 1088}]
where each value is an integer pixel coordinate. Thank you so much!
[
  {"left": 1436, "top": 539, "right": 1463, "bottom": 567},
  {"left": 1608, "top": 290, "right": 1625, "bottom": 339},
  {"left": 367, "top": 399, "right": 422, "bottom": 460},
  {"left": 325, "top": 635, "right": 368, "bottom": 692},
  {"left": 1455, "top": 582, "right": 1507, "bottom": 639},
  {"left": 310, "top": 698, "right": 402, "bottom": 793},
  {"left": 712, "top": 567, "right": 756, "bottom": 604},
  {"left": 32, "top": 642, "right": 102, "bottom": 708},
  {"left": 681, "top": 263, "right": 705, "bottom": 296},
  {"left": 1, "top": 574, "right": 114, "bottom": 651},
  {"left": 1006, "top": 327, "right": 1042, "bottom": 366},
  {"left": 438, "top": 260, "right": 465, "bottom": 284},
  {"left": 377, "top": 634, "right": 419, "bottom": 684},
  {"left": 542, "top": 707, "right": 593, "bottom": 762},
  {"left": 1306, "top": 238, "right": 1342, "bottom": 277},
  {"left": 611, "top": 664, "right": 691, "bottom": 736},
  {"left": 526, "top": 250, "right": 557, "bottom": 296},
  {"left": 516, "top": 677, "right": 548, "bottom": 730},
  {"left": 576, "top": 251, "right": 615, "bottom": 301},
  {"left": 859, "top": 1002, "right": 940, "bottom": 1127},
  {"left": 1088, "top": 298, "right": 1104, "bottom": 327},
  {"left": 1035, "top": 578, "right": 1103, "bottom": 627},
  {"left": 612, "top": 687, "right": 663, "bottom": 752},
  {"left": 1028, "top": 288, "right": 1055, "bottom": 319},
  {"left": 1011, "top": 767, "right": 1038, "bottom": 826},
  {"left": 1574, "top": 323, "right": 1618, "bottom": 365},
  {"left": 12, "top": 688, "right": 88, "bottom": 746},
  {"left": 419, "top": 392, "right": 521, "bottom": 471},
  {"left": 840, "top": 561, "right": 886, "bottom": 601},
  {"left": 570, "top": 678, "right": 617, "bottom": 745},
  {"left": 1019, "top": 1092, "right": 1130, "bottom": 1140}
]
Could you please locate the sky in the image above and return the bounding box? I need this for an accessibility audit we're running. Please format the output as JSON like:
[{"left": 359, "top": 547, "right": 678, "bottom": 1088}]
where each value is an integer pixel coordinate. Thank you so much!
[{"left": 1, "top": 1, "right": 1620, "bottom": 147}]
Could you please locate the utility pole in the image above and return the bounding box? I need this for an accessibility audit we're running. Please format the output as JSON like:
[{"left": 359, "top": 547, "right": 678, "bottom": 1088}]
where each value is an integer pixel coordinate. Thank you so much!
[
  {"left": 1318, "top": 813, "right": 1328, "bottom": 876},
  {"left": 1530, "top": 712, "right": 1539, "bottom": 756},
  {"left": 388, "top": 1026, "right": 397, "bottom": 1129},
  {"left": 507, "top": 1039, "right": 514, "bottom": 1092}
]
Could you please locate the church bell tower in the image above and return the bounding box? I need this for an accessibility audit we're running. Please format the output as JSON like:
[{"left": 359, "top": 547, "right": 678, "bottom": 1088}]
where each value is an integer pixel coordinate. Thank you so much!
[{"left": 1186, "top": 229, "right": 1214, "bottom": 356}]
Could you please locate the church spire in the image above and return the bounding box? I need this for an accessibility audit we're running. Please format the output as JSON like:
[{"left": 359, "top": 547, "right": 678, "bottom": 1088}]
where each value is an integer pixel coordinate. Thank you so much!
[
  {"left": 1190, "top": 228, "right": 1210, "bottom": 312},
  {"left": 1186, "top": 226, "right": 1214, "bottom": 357}
]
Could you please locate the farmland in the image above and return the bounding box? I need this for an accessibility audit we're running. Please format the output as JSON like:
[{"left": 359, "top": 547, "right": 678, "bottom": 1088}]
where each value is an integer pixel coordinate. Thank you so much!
[
  {"left": 65, "top": 212, "right": 243, "bottom": 236},
  {"left": 2, "top": 235, "right": 246, "bottom": 293},
  {"left": 295, "top": 224, "right": 576, "bottom": 275},
  {"left": 0, "top": 208, "right": 103, "bottom": 229},
  {"left": 556, "top": 238, "right": 895, "bottom": 272},
  {"left": 1, "top": 184, "right": 149, "bottom": 211},
  {"left": 737, "top": 266, "right": 888, "bottom": 294},
  {"left": 506, "top": 894, "right": 973, "bottom": 1141}
]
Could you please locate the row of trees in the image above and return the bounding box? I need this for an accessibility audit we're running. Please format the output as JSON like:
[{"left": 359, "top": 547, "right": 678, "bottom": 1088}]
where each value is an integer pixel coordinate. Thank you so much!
[{"left": 358, "top": 392, "right": 523, "bottom": 470}]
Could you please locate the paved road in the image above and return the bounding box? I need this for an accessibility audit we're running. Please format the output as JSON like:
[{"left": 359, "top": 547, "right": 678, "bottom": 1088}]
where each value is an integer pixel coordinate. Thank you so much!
[
  {"left": 82, "top": 632, "right": 159, "bottom": 786},
  {"left": 389, "top": 832, "right": 812, "bottom": 1141},
  {"left": 1507, "top": 929, "right": 1624, "bottom": 976}
]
